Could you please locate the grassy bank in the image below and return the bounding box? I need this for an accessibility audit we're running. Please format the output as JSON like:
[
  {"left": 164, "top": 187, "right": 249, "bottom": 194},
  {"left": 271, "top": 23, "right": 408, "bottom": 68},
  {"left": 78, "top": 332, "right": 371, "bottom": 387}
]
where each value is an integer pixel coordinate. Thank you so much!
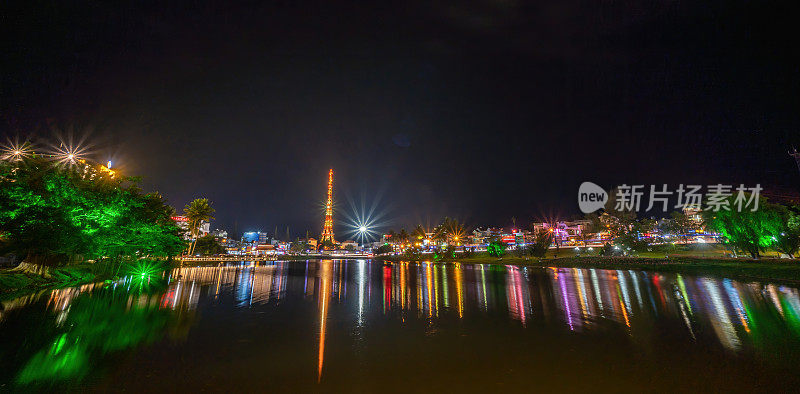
[
  {"left": 0, "top": 264, "right": 106, "bottom": 299},
  {"left": 0, "top": 260, "right": 178, "bottom": 300}
]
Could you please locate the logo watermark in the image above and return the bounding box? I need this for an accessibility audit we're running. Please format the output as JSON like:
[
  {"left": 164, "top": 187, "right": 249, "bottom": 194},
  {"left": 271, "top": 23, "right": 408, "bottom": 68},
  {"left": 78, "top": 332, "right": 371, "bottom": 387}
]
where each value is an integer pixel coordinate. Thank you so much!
[
  {"left": 578, "top": 182, "right": 608, "bottom": 213},
  {"left": 578, "top": 183, "right": 762, "bottom": 214}
]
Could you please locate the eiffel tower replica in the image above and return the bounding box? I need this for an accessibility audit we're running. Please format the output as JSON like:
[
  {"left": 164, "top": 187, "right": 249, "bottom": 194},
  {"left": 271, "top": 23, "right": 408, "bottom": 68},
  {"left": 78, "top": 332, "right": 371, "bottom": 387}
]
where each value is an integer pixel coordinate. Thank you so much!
[{"left": 320, "top": 169, "right": 335, "bottom": 248}]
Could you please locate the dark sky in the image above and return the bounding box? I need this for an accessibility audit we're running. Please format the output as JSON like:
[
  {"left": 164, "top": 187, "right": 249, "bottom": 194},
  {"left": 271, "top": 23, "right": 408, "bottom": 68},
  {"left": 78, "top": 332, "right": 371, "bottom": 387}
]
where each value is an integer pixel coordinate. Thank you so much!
[{"left": 3, "top": 0, "right": 799, "bottom": 239}]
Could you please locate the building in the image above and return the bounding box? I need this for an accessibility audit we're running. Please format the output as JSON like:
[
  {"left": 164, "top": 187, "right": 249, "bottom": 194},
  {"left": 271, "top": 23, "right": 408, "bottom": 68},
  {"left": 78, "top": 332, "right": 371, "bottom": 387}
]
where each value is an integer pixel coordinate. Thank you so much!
[
  {"left": 531, "top": 220, "right": 592, "bottom": 245},
  {"left": 253, "top": 244, "right": 276, "bottom": 257},
  {"left": 171, "top": 216, "right": 210, "bottom": 239},
  {"left": 469, "top": 227, "right": 505, "bottom": 245},
  {"left": 340, "top": 240, "right": 358, "bottom": 250},
  {"left": 241, "top": 231, "right": 269, "bottom": 244}
]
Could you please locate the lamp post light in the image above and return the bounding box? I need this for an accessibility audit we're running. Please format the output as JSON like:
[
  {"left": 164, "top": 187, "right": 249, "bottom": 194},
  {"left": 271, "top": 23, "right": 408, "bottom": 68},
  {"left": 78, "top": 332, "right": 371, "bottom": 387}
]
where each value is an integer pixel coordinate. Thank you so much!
[{"left": 359, "top": 225, "right": 367, "bottom": 248}]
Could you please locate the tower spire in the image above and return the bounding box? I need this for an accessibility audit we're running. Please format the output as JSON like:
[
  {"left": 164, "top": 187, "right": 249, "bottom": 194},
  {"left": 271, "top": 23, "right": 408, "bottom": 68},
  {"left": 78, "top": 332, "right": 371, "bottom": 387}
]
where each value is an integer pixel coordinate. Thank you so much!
[{"left": 321, "top": 168, "right": 335, "bottom": 244}]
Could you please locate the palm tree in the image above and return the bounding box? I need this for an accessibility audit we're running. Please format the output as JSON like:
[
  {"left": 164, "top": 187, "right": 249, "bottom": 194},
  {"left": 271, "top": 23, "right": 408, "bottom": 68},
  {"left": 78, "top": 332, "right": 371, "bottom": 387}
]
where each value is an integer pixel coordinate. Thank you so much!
[
  {"left": 184, "top": 198, "right": 215, "bottom": 255},
  {"left": 448, "top": 219, "right": 467, "bottom": 245},
  {"left": 386, "top": 229, "right": 398, "bottom": 246},
  {"left": 432, "top": 217, "right": 452, "bottom": 245},
  {"left": 398, "top": 228, "right": 409, "bottom": 248},
  {"left": 412, "top": 225, "right": 426, "bottom": 241}
]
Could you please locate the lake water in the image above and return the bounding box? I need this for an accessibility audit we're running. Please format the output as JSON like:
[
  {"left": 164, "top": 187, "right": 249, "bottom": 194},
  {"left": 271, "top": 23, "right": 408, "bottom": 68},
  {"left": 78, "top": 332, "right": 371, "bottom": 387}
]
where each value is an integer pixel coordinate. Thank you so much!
[{"left": 2, "top": 260, "right": 800, "bottom": 392}]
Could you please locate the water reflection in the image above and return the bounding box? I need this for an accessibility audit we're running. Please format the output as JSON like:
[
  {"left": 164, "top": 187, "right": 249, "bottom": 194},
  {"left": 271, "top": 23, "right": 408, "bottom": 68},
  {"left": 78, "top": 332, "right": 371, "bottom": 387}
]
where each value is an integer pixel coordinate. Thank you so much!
[
  {"left": 317, "top": 260, "right": 331, "bottom": 382},
  {"left": 4, "top": 260, "right": 800, "bottom": 388},
  {"left": 2, "top": 275, "right": 194, "bottom": 387},
  {"left": 159, "top": 260, "right": 800, "bottom": 354}
]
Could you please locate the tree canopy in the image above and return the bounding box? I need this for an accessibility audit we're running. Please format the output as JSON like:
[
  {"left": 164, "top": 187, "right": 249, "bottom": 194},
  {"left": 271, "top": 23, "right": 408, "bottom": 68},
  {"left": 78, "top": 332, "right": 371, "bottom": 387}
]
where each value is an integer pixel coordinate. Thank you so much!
[
  {"left": 0, "top": 155, "right": 185, "bottom": 266},
  {"left": 702, "top": 195, "right": 783, "bottom": 259}
]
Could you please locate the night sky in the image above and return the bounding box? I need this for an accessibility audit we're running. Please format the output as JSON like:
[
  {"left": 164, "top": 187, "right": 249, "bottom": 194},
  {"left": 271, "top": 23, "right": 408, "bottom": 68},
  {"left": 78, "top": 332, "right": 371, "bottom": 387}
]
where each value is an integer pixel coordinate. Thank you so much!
[{"left": 3, "top": 0, "right": 799, "bottom": 239}]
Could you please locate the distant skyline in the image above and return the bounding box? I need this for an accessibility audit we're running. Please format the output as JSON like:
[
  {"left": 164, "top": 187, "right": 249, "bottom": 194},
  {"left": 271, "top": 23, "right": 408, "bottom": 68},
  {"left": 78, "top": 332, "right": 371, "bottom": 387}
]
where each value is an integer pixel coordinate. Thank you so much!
[{"left": 3, "top": 1, "right": 799, "bottom": 238}]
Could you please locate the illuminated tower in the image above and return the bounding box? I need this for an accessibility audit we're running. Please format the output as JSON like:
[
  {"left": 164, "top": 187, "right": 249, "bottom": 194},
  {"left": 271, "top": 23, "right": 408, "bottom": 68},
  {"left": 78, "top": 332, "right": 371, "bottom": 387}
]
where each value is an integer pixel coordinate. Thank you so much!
[{"left": 321, "top": 169, "right": 335, "bottom": 244}]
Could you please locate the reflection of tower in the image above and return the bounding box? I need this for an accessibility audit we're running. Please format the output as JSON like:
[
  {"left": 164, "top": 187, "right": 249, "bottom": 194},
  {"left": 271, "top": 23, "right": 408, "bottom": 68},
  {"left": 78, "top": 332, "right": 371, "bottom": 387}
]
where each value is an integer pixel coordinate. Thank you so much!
[
  {"left": 321, "top": 169, "right": 335, "bottom": 244},
  {"left": 317, "top": 261, "right": 332, "bottom": 382}
]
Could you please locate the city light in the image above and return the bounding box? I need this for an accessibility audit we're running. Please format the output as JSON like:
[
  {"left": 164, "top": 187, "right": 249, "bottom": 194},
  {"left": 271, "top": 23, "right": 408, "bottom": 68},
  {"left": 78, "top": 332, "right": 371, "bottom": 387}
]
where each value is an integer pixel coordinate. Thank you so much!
[
  {"left": 53, "top": 144, "right": 90, "bottom": 166},
  {"left": 341, "top": 190, "right": 391, "bottom": 246},
  {"left": 49, "top": 132, "right": 93, "bottom": 167},
  {"left": 1, "top": 138, "right": 34, "bottom": 161}
]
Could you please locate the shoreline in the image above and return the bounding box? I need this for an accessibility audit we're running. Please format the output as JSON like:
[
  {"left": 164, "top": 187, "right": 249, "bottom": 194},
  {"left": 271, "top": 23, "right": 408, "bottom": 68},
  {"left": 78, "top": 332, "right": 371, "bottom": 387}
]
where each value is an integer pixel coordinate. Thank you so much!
[{"left": 0, "top": 264, "right": 110, "bottom": 300}]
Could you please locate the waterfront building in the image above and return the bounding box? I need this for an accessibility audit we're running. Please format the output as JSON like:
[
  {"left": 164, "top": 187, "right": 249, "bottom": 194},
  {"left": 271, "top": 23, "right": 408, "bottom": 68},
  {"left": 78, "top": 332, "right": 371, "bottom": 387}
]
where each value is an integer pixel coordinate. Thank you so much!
[
  {"left": 171, "top": 216, "right": 210, "bottom": 239},
  {"left": 340, "top": 240, "right": 358, "bottom": 250},
  {"left": 211, "top": 229, "right": 228, "bottom": 239}
]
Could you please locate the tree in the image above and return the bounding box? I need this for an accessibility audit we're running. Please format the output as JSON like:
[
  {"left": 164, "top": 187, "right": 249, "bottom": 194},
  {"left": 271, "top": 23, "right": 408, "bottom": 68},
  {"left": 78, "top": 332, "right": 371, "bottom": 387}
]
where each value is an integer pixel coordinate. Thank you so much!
[
  {"left": 373, "top": 243, "right": 393, "bottom": 255},
  {"left": 447, "top": 219, "right": 467, "bottom": 245},
  {"left": 0, "top": 155, "right": 185, "bottom": 274},
  {"left": 397, "top": 228, "right": 409, "bottom": 246},
  {"left": 600, "top": 187, "right": 639, "bottom": 241},
  {"left": 702, "top": 195, "right": 781, "bottom": 259},
  {"left": 613, "top": 218, "right": 656, "bottom": 253},
  {"left": 432, "top": 225, "right": 447, "bottom": 245},
  {"left": 432, "top": 217, "right": 467, "bottom": 245},
  {"left": 193, "top": 235, "right": 225, "bottom": 255},
  {"left": 183, "top": 198, "right": 215, "bottom": 255},
  {"left": 772, "top": 204, "right": 800, "bottom": 258},
  {"left": 487, "top": 239, "right": 506, "bottom": 257},
  {"left": 435, "top": 245, "right": 456, "bottom": 261},
  {"left": 290, "top": 238, "right": 308, "bottom": 253},
  {"left": 386, "top": 230, "right": 398, "bottom": 245},
  {"left": 319, "top": 238, "right": 335, "bottom": 250},
  {"left": 661, "top": 211, "right": 699, "bottom": 244},
  {"left": 527, "top": 230, "right": 553, "bottom": 258},
  {"left": 412, "top": 225, "right": 426, "bottom": 242}
]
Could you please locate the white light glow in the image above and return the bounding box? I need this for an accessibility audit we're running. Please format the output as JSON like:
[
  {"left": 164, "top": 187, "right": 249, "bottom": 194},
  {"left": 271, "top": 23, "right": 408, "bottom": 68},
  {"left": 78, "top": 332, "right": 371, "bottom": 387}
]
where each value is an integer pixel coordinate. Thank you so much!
[{"left": 1, "top": 137, "right": 34, "bottom": 161}]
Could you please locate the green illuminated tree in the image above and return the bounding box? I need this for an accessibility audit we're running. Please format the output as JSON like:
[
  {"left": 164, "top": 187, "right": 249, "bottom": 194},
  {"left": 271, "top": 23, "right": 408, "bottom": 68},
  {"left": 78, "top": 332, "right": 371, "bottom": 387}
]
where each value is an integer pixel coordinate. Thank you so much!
[
  {"left": 0, "top": 155, "right": 185, "bottom": 273},
  {"left": 702, "top": 195, "right": 781, "bottom": 259},
  {"left": 487, "top": 238, "right": 506, "bottom": 257},
  {"left": 772, "top": 204, "right": 800, "bottom": 258}
]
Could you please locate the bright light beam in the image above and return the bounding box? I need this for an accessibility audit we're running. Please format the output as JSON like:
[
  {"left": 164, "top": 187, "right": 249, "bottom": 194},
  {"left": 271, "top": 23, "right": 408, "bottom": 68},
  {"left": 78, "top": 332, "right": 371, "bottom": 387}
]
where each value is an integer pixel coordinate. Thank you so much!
[
  {"left": 49, "top": 129, "right": 94, "bottom": 167},
  {"left": 1, "top": 137, "right": 34, "bottom": 161},
  {"left": 339, "top": 191, "right": 392, "bottom": 246}
]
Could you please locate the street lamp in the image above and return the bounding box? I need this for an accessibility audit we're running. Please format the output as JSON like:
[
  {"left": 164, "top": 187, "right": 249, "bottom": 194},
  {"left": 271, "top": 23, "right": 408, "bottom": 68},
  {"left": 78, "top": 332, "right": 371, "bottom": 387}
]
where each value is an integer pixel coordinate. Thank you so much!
[{"left": 358, "top": 225, "right": 368, "bottom": 248}]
